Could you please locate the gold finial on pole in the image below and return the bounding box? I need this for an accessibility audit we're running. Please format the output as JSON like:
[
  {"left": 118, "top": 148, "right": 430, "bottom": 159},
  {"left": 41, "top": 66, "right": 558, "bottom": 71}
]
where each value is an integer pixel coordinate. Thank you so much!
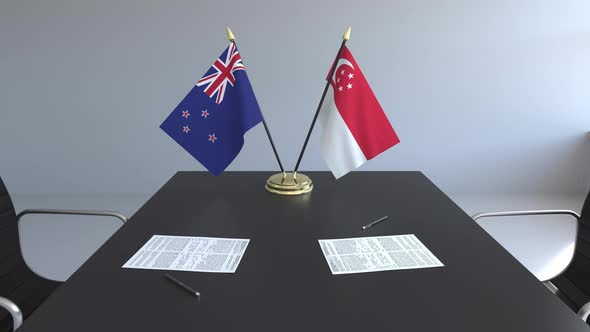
[
  {"left": 343, "top": 26, "right": 351, "bottom": 41},
  {"left": 226, "top": 26, "right": 235, "bottom": 42}
]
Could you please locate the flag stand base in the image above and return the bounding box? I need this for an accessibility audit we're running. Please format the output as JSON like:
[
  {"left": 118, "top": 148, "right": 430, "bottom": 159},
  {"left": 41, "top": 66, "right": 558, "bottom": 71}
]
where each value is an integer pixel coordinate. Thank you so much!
[{"left": 265, "top": 172, "right": 313, "bottom": 196}]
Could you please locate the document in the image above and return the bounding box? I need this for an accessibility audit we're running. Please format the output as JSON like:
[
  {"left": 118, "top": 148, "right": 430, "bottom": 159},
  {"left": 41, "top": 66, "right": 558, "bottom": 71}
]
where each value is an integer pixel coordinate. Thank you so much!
[
  {"left": 123, "top": 235, "right": 250, "bottom": 273},
  {"left": 318, "top": 234, "right": 443, "bottom": 275}
]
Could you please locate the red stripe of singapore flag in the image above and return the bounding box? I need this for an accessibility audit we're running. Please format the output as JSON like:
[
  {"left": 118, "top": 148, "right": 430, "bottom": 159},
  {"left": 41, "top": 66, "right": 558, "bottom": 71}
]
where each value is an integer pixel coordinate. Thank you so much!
[{"left": 318, "top": 45, "right": 400, "bottom": 178}]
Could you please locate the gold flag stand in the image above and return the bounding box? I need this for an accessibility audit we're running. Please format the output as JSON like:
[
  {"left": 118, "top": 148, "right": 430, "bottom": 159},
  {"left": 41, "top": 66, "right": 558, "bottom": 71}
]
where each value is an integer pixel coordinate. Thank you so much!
[
  {"left": 265, "top": 172, "right": 313, "bottom": 195},
  {"left": 265, "top": 26, "right": 351, "bottom": 196}
]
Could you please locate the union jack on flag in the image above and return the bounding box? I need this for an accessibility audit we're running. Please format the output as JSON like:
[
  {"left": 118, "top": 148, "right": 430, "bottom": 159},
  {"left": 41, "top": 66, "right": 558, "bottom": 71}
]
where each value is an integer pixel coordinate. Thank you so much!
[
  {"left": 160, "top": 42, "right": 263, "bottom": 176},
  {"left": 196, "top": 43, "right": 245, "bottom": 104}
]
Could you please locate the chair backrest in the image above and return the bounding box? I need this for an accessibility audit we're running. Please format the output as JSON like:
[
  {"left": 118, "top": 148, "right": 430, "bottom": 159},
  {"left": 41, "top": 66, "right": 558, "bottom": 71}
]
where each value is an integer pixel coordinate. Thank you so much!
[
  {"left": 0, "top": 177, "right": 24, "bottom": 331},
  {"left": 0, "top": 178, "right": 61, "bottom": 332},
  {"left": 582, "top": 190, "right": 590, "bottom": 220},
  {"left": 0, "top": 177, "right": 24, "bottom": 294},
  {"left": 553, "top": 190, "right": 590, "bottom": 314}
]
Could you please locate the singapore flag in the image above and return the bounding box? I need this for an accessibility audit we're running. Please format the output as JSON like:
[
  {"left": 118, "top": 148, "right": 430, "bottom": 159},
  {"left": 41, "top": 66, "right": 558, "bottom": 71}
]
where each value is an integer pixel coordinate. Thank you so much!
[{"left": 318, "top": 46, "right": 400, "bottom": 178}]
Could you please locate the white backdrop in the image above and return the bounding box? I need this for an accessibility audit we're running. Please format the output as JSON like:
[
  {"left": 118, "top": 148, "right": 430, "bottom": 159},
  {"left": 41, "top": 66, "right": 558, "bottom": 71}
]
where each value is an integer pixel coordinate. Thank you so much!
[{"left": 1, "top": 0, "right": 589, "bottom": 195}]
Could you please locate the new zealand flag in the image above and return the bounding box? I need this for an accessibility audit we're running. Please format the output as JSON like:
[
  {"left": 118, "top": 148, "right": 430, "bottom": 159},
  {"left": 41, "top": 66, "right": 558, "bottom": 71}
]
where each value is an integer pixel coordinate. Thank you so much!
[{"left": 160, "top": 43, "right": 263, "bottom": 175}]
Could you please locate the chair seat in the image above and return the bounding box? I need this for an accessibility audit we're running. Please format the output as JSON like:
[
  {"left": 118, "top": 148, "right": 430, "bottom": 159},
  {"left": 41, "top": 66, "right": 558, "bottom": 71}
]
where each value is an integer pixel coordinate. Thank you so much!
[
  {"left": 476, "top": 214, "right": 577, "bottom": 282},
  {"left": 519, "top": 246, "right": 575, "bottom": 281}
]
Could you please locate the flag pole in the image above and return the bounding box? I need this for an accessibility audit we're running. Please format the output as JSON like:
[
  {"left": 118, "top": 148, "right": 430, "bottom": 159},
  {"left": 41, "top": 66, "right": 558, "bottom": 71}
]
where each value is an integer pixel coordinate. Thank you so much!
[
  {"left": 226, "top": 26, "right": 285, "bottom": 175},
  {"left": 265, "top": 26, "right": 350, "bottom": 195},
  {"left": 293, "top": 26, "right": 351, "bottom": 175}
]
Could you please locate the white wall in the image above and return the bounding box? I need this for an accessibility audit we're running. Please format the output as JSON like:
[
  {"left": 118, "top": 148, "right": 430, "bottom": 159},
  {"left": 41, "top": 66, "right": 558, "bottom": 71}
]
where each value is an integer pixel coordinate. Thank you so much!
[{"left": 1, "top": 0, "right": 589, "bottom": 195}]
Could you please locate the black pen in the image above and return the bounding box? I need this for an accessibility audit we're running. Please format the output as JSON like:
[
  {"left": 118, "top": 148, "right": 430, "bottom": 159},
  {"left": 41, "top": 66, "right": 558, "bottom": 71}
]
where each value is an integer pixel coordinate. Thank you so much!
[
  {"left": 361, "top": 216, "right": 389, "bottom": 230},
  {"left": 164, "top": 273, "right": 200, "bottom": 298}
]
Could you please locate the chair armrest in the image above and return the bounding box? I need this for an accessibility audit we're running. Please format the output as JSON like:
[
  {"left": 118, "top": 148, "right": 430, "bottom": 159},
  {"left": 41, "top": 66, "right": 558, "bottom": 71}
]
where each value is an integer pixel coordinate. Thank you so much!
[
  {"left": 0, "top": 296, "right": 23, "bottom": 331},
  {"left": 16, "top": 209, "right": 127, "bottom": 224},
  {"left": 471, "top": 209, "right": 580, "bottom": 221},
  {"left": 579, "top": 301, "right": 590, "bottom": 322}
]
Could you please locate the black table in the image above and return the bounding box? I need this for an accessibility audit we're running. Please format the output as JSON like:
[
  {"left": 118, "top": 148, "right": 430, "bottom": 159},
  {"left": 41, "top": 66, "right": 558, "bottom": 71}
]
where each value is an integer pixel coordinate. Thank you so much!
[{"left": 18, "top": 172, "right": 590, "bottom": 331}]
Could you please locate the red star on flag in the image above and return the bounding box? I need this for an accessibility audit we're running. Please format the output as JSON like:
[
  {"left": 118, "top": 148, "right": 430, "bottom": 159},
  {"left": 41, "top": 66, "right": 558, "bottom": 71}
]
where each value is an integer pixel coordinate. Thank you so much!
[
  {"left": 208, "top": 134, "right": 217, "bottom": 142},
  {"left": 201, "top": 110, "right": 210, "bottom": 119},
  {"left": 182, "top": 126, "right": 190, "bottom": 133},
  {"left": 182, "top": 110, "right": 190, "bottom": 118}
]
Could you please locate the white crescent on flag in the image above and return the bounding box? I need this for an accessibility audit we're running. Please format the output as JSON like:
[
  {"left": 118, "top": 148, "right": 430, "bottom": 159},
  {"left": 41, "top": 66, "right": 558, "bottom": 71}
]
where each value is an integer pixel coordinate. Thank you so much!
[{"left": 330, "top": 59, "right": 354, "bottom": 83}]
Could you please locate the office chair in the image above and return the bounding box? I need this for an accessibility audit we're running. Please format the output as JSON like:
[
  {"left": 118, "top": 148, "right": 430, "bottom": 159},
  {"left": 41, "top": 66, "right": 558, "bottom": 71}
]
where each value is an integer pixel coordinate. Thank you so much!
[
  {"left": 472, "top": 190, "right": 590, "bottom": 321},
  {"left": 0, "top": 177, "right": 127, "bottom": 331}
]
